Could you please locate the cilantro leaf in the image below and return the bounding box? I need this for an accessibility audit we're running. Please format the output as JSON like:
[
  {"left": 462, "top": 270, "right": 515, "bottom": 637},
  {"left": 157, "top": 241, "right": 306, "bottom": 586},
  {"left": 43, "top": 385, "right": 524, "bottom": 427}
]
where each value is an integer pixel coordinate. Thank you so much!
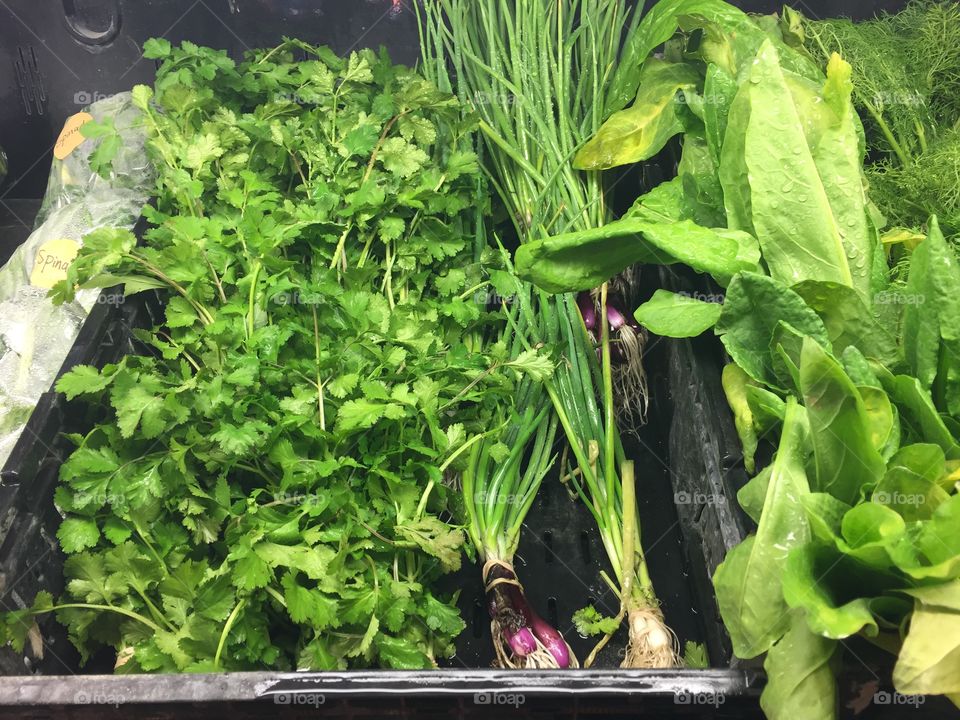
[
  {"left": 377, "top": 137, "right": 429, "bottom": 178},
  {"left": 375, "top": 634, "right": 432, "bottom": 669},
  {"left": 572, "top": 605, "right": 621, "bottom": 637},
  {"left": 396, "top": 517, "right": 465, "bottom": 572},
  {"left": 56, "top": 365, "right": 112, "bottom": 400},
  {"left": 58, "top": 519, "right": 101, "bottom": 554}
]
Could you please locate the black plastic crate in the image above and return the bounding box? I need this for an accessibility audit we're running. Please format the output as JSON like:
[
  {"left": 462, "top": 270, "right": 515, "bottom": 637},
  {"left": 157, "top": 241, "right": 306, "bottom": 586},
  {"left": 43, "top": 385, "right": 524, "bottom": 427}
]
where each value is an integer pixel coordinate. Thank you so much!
[
  {"left": 0, "top": 197, "right": 761, "bottom": 717},
  {"left": 0, "top": 1, "right": 944, "bottom": 718}
]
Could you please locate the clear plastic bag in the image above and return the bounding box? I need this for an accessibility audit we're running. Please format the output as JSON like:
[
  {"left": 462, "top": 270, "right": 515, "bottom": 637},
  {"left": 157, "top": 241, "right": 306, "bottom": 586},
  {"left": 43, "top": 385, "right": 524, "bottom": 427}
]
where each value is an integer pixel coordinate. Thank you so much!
[
  {"left": 0, "top": 92, "right": 154, "bottom": 467},
  {"left": 35, "top": 92, "right": 153, "bottom": 226}
]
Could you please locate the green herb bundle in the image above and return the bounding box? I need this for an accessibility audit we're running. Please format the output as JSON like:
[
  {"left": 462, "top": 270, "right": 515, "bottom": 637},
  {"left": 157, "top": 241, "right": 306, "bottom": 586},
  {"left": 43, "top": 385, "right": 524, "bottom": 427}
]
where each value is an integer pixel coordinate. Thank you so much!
[
  {"left": 421, "top": 0, "right": 680, "bottom": 669},
  {"left": 1, "top": 39, "right": 517, "bottom": 671},
  {"left": 516, "top": 0, "right": 960, "bottom": 716},
  {"left": 804, "top": 1, "right": 960, "bottom": 238}
]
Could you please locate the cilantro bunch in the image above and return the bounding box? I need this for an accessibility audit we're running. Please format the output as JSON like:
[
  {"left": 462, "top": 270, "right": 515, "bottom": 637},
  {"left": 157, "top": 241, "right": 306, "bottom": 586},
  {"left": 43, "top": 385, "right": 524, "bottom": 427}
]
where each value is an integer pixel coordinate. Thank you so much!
[{"left": 2, "top": 39, "right": 516, "bottom": 671}]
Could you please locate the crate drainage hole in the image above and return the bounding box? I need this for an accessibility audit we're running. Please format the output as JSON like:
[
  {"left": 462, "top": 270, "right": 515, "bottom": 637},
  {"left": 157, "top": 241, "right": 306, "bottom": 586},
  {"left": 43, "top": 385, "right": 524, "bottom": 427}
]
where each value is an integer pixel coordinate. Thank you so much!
[
  {"left": 543, "top": 531, "right": 554, "bottom": 564},
  {"left": 472, "top": 598, "right": 485, "bottom": 638},
  {"left": 579, "top": 530, "right": 592, "bottom": 564},
  {"left": 547, "top": 597, "right": 559, "bottom": 628}
]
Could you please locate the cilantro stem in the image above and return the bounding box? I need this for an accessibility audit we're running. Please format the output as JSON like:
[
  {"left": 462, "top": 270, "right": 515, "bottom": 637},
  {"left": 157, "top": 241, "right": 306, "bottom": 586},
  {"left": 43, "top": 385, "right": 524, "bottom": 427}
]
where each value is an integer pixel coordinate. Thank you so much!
[
  {"left": 157, "top": 330, "right": 201, "bottom": 372},
  {"left": 246, "top": 261, "right": 262, "bottom": 341},
  {"left": 236, "top": 462, "right": 275, "bottom": 483},
  {"left": 255, "top": 44, "right": 284, "bottom": 65},
  {"left": 329, "top": 227, "right": 351, "bottom": 271},
  {"left": 311, "top": 306, "right": 326, "bottom": 431},
  {"left": 415, "top": 433, "right": 487, "bottom": 520},
  {"left": 265, "top": 586, "right": 286, "bottom": 608},
  {"left": 214, "top": 599, "right": 246, "bottom": 670},
  {"left": 356, "top": 230, "right": 376, "bottom": 270},
  {"left": 289, "top": 152, "right": 308, "bottom": 189},
  {"left": 130, "top": 252, "right": 214, "bottom": 324},
  {"left": 440, "top": 433, "right": 486, "bottom": 475},
  {"left": 383, "top": 241, "right": 396, "bottom": 310},
  {"left": 439, "top": 362, "right": 503, "bottom": 411},
  {"left": 357, "top": 518, "right": 394, "bottom": 544},
  {"left": 46, "top": 604, "right": 162, "bottom": 633},
  {"left": 134, "top": 525, "right": 172, "bottom": 579},
  {"left": 457, "top": 281, "right": 489, "bottom": 302},
  {"left": 203, "top": 251, "right": 228, "bottom": 304},
  {"left": 130, "top": 586, "right": 177, "bottom": 633},
  {"left": 362, "top": 113, "right": 407, "bottom": 186}
]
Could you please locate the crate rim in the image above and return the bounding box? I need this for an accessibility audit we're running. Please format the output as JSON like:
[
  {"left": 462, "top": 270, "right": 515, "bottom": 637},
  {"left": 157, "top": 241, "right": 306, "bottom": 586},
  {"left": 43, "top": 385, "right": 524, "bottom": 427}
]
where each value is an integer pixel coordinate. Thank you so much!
[{"left": 0, "top": 668, "right": 762, "bottom": 706}]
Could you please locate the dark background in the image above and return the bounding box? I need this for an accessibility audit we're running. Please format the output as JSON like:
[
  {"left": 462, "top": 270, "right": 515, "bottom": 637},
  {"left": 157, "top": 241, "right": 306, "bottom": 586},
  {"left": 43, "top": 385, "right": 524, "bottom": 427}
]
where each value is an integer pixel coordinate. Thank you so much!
[{"left": 0, "top": 0, "right": 910, "bottom": 200}]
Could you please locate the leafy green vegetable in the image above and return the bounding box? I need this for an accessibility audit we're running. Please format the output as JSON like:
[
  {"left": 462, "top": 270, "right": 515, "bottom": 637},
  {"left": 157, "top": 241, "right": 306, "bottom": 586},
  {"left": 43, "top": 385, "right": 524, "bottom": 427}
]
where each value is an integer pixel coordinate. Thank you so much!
[
  {"left": 714, "top": 399, "right": 810, "bottom": 658},
  {"left": 722, "top": 364, "right": 760, "bottom": 473},
  {"left": 874, "top": 444, "right": 950, "bottom": 521},
  {"left": 799, "top": 339, "right": 885, "bottom": 505},
  {"left": 760, "top": 613, "right": 838, "bottom": 720},
  {"left": 876, "top": 369, "right": 960, "bottom": 459},
  {"left": 79, "top": 118, "right": 123, "bottom": 179},
  {"left": 791, "top": 280, "right": 899, "bottom": 368},
  {"left": 2, "top": 40, "right": 521, "bottom": 672},
  {"left": 574, "top": 59, "right": 700, "bottom": 170},
  {"left": 715, "top": 274, "right": 830, "bottom": 388},
  {"left": 805, "top": 2, "right": 960, "bottom": 236},
  {"left": 551, "top": 0, "right": 960, "bottom": 713},
  {"left": 903, "top": 218, "right": 960, "bottom": 415},
  {"left": 514, "top": 216, "right": 758, "bottom": 294},
  {"left": 720, "top": 43, "right": 874, "bottom": 301},
  {"left": 605, "top": 0, "right": 753, "bottom": 114},
  {"left": 633, "top": 289, "right": 722, "bottom": 338},
  {"left": 782, "top": 543, "right": 885, "bottom": 640},
  {"left": 894, "top": 580, "right": 960, "bottom": 696},
  {"left": 572, "top": 605, "right": 621, "bottom": 637}
]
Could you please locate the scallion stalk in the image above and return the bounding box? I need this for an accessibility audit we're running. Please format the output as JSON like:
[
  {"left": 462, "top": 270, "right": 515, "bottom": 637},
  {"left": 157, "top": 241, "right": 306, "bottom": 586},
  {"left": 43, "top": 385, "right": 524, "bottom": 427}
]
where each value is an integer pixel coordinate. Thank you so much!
[{"left": 420, "top": 0, "right": 678, "bottom": 668}]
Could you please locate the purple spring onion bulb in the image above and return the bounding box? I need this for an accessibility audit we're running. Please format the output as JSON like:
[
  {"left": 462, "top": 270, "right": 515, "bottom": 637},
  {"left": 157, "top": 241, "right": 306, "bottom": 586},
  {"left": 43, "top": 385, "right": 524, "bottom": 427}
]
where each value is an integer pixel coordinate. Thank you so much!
[{"left": 578, "top": 292, "right": 597, "bottom": 332}]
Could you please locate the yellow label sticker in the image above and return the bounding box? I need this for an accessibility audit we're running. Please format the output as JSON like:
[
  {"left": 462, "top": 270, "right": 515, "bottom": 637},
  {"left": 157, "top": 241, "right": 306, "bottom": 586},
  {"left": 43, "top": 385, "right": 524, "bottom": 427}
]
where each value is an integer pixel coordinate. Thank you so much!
[
  {"left": 30, "top": 238, "right": 80, "bottom": 289},
  {"left": 53, "top": 112, "right": 93, "bottom": 161}
]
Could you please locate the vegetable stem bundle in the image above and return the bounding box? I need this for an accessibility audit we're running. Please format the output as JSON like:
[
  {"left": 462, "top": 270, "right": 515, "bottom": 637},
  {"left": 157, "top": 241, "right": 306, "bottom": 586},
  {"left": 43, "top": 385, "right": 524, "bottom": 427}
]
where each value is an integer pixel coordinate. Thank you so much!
[{"left": 420, "top": 0, "right": 678, "bottom": 668}]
